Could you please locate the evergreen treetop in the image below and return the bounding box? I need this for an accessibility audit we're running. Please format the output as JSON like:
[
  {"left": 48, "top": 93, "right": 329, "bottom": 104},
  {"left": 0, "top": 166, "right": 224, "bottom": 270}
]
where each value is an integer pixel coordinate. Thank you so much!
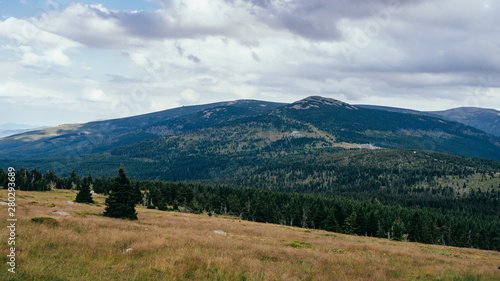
[
  {"left": 75, "top": 178, "right": 94, "bottom": 204},
  {"left": 103, "top": 166, "right": 137, "bottom": 220}
]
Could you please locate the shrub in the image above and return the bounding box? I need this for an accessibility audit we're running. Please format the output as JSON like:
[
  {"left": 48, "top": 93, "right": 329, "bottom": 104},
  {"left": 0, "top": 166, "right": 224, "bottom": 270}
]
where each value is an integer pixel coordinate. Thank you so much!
[
  {"left": 73, "top": 211, "right": 100, "bottom": 217},
  {"left": 287, "top": 241, "right": 312, "bottom": 249},
  {"left": 31, "top": 217, "right": 59, "bottom": 226}
]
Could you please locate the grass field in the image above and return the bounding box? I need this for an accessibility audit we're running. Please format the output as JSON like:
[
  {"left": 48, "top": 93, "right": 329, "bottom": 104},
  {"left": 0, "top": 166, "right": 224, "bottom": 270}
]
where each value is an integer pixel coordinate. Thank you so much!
[{"left": 1, "top": 189, "right": 499, "bottom": 280}]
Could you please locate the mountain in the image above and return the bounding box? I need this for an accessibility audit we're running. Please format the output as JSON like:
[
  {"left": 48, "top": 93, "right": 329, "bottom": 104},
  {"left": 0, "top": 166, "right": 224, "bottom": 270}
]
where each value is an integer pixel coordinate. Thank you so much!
[
  {"left": 1, "top": 96, "right": 500, "bottom": 179},
  {"left": 0, "top": 100, "right": 285, "bottom": 159},
  {"left": 109, "top": 95, "right": 500, "bottom": 165},
  {"left": 357, "top": 105, "right": 500, "bottom": 137},
  {"left": 0, "top": 123, "right": 47, "bottom": 138},
  {"left": 277, "top": 97, "right": 500, "bottom": 159},
  {"left": 429, "top": 107, "right": 500, "bottom": 137}
]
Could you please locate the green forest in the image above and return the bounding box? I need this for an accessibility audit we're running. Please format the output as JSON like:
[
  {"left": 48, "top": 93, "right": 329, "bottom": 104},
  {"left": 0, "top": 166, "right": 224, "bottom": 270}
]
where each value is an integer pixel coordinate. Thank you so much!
[{"left": 2, "top": 161, "right": 499, "bottom": 251}]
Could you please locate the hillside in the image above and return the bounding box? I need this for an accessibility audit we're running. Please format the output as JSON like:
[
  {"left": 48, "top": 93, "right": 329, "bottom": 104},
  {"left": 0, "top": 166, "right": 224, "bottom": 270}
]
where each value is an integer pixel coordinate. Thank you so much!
[
  {"left": 1, "top": 97, "right": 500, "bottom": 162},
  {"left": 357, "top": 105, "right": 500, "bottom": 137},
  {"left": 1, "top": 189, "right": 499, "bottom": 281},
  {"left": 281, "top": 97, "right": 500, "bottom": 159},
  {"left": 0, "top": 123, "right": 48, "bottom": 138},
  {"left": 0, "top": 97, "right": 500, "bottom": 175},
  {"left": 430, "top": 107, "right": 500, "bottom": 137},
  {"left": 0, "top": 100, "right": 284, "bottom": 159}
]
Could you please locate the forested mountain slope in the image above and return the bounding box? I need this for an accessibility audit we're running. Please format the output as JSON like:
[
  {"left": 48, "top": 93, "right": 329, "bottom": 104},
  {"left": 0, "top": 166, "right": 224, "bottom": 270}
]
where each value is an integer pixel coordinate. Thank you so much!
[
  {"left": 0, "top": 100, "right": 284, "bottom": 159},
  {"left": 280, "top": 97, "right": 500, "bottom": 159},
  {"left": 357, "top": 104, "right": 500, "bottom": 137}
]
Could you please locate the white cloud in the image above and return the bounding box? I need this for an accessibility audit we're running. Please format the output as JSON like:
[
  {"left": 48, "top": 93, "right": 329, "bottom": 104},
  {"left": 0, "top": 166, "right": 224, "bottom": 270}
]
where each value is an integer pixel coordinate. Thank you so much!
[
  {"left": 180, "top": 89, "right": 200, "bottom": 103},
  {"left": 0, "top": 17, "right": 81, "bottom": 67},
  {"left": 0, "top": 80, "right": 69, "bottom": 105},
  {"left": 82, "top": 88, "right": 109, "bottom": 102},
  {"left": 1, "top": 0, "right": 500, "bottom": 127}
]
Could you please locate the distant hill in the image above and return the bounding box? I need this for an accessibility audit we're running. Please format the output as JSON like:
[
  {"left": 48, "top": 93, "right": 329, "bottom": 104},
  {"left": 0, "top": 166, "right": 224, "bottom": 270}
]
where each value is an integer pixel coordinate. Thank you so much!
[
  {"left": 277, "top": 97, "right": 500, "bottom": 159},
  {"left": 0, "top": 123, "right": 47, "bottom": 138},
  {"left": 0, "top": 100, "right": 285, "bottom": 159},
  {"left": 356, "top": 105, "right": 500, "bottom": 137},
  {"left": 430, "top": 107, "right": 500, "bottom": 137}
]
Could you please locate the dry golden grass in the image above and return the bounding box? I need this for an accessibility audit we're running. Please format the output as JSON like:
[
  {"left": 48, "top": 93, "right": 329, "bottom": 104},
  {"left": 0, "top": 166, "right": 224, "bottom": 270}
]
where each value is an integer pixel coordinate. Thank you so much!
[{"left": 0, "top": 189, "right": 499, "bottom": 280}]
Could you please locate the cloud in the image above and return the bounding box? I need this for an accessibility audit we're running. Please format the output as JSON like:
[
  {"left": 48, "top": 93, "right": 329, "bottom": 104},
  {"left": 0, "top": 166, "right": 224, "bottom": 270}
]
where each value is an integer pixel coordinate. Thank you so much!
[
  {"left": 37, "top": 1, "right": 268, "bottom": 48},
  {"left": 82, "top": 88, "right": 109, "bottom": 102},
  {"left": 180, "top": 88, "right": 200, "bottom": 102},
  {"left": 0, "top": 17, "right": 81, "bottom": 67},
  {"left": 107, "top": 74, "right": 143, "bottom": 83},
  {"left": 186, "top": 54, "right": 201, "bottom": 63},
  {"left": 1, "top": 0, "right": 500, "bottom": 128},
  {"left": 251, "top": 51, "right": 260, "bottom": 62}
]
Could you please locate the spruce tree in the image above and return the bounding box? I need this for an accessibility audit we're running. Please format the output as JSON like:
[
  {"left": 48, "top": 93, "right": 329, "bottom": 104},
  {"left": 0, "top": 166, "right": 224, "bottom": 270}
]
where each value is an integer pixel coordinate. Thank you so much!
[
  {"left": 343, "top": 211, "right": 358, "bottom": 235},
  {"left": 132, "top": 181, "right": 143, "bottom": 205},
  {"left": 408, "top": 213, "right": 422, "bottom": 242},
  {"left": 104, "top": 166, "right": 137, "bottom": 220},
  {"left": 75, "top": 178, "right": 94, "bottom": 203},
  {"left": 69, "top": 170, "right": 79, "bottom": 189}
]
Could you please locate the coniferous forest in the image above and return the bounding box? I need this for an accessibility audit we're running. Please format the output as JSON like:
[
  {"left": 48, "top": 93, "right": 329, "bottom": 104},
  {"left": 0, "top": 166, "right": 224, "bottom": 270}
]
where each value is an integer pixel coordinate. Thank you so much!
[{"left": 2, "top": 155, "right": 499, "bottom": 251}]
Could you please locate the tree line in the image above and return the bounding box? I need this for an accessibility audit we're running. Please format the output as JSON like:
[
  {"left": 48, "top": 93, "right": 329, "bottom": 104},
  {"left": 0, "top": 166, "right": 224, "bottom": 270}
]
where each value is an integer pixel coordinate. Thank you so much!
[{"left": 1, "top": 166, "right": 498, "bottom": 251}]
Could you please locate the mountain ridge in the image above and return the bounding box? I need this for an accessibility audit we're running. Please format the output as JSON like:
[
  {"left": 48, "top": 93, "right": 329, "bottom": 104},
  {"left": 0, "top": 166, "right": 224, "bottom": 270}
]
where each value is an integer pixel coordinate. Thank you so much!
[
  {"left": 357, "top": 104, "right": 500, "bottom": 137},
  {"left": 1, "top": 96, "right": 499, "bottom": 163}
]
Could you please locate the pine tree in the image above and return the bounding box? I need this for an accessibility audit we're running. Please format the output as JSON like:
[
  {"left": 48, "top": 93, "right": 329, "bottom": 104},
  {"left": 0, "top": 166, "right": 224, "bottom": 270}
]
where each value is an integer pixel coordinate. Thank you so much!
[
  {"left": 75, "top": 178, "right": 94, "bottom": 204},
  {"left": 343, "top": 211, "right": 358, "bottom": 235},
  {"left": 104, "top": 166, "right": 137, "bottom": 220},
  {"left": 408, "top": 213, "right": 422, "bottom": 242},
  {"left": 132, "top": 181, "right": 143, "bottom": 205},
  {"left": 367, "top": 211, "right": 379, "bottom": 237},
  {"left": 392, "top": 217, "right": 406, "bottom": 241},
  {"left": 69, "top": 170, "right": 79, "bottom": 190},
  {"left": 355, "top": 208, "right": 367, "bottom": 236}
]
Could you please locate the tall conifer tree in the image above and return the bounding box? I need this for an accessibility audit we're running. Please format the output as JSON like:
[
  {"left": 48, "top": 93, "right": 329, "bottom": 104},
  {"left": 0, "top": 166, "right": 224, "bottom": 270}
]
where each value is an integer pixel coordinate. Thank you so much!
[
  {"left": 75, "top": 177, "right": 94, "bottom": 203},
  {"left": 104, "top": 166, "right": 137, "bottom": 220}
]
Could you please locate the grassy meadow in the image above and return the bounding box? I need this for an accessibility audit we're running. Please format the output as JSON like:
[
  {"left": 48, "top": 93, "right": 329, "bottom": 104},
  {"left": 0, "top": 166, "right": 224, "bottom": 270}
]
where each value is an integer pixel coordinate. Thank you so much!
[{"left": 0, "top": 189, "right": 499, "bottom": 281}]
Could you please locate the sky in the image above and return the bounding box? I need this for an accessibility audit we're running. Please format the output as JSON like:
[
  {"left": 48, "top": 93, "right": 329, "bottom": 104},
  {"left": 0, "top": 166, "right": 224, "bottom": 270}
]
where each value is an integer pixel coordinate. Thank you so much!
[{"left": 0, "top": 0, "right": 499, "bottom": 126}]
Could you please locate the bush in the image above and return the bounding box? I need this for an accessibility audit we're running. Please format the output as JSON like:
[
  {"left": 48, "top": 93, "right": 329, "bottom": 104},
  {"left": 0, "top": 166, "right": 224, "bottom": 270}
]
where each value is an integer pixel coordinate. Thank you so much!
[
  {"left": 45, "top": 203, "right": 56, "bottom": 207},
  {"left": 287, "top": 241, "right": 312, "bottom": 249},
  {"left": 73, "top": 211, "right": 100, "bottom": 217},
  {"left": 31, "top": 217, "right": 59, "bottom": 226}
]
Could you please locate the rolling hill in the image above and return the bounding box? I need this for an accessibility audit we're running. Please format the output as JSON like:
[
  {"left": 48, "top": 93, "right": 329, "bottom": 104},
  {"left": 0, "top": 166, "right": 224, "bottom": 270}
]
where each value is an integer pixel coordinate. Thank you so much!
[
  {"left": 0, "top": 100, "right": 284, "bottom": 159},
  {"left": 430, "top": 107, "right": 500, "bottom": 137},
  {"left": 0, "top": 123, "right": 47, "bottom": 138},
  {"left": 357, "top": 104, "right": 500, "bottom": 137}
]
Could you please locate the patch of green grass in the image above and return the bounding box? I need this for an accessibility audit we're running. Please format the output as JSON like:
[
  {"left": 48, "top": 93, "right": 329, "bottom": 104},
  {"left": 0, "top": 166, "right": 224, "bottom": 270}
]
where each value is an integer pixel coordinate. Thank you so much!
[
  {"left": 31, "top": 217, "right": 59, "bottom": 226},
  {"left": 421, "top": 246, "right": 461, "bottom": 258},
  {"left": 287, "top": 240, "right": 312, "bottom": 249},
  {"left": 74, "top": 211, "right": 101, "bottom": 217},
  {"left": 45, "top": 203, "right": 56, "bottom": 207}
]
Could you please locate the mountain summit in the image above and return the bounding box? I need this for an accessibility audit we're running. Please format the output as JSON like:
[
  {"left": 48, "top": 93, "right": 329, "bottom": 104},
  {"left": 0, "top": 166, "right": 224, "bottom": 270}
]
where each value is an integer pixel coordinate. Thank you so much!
[{"left": 287, "top": 96, "right": 357, "bottom": 110}]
